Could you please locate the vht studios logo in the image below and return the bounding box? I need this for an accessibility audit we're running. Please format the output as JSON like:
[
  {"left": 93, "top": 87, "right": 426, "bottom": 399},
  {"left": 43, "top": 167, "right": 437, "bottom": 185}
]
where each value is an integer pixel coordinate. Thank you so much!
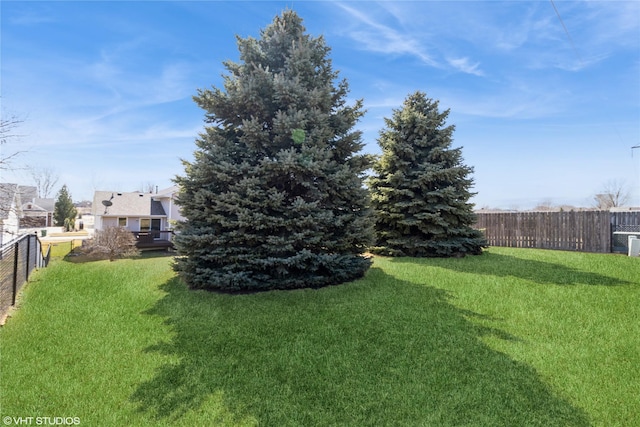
[{"left": 3, "top": 417, "right": 81, "bottom": 425}]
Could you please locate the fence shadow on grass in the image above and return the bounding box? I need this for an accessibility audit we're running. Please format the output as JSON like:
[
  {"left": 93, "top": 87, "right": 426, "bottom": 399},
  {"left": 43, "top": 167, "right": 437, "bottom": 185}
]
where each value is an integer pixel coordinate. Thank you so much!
[
  {"left": 131, "top": 268, "right": 591, "bottom": 426},
  {"left": 390, "top": 251, "right": 632, "bottom": 286}
]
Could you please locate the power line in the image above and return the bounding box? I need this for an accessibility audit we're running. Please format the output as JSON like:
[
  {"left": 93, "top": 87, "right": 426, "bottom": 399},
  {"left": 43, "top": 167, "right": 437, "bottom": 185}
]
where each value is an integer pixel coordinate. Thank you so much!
[{"left": 549, "top": 0, "right": 583, "bottom": 66}]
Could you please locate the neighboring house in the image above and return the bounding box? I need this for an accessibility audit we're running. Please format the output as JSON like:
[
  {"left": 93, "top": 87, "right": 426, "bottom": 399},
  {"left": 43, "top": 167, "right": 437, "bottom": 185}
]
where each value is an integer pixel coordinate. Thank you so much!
[
  {"left": 74, "top": 201, "right": 94, "bottom": 230},
  {"left": 0, "top": 183, "right": 23, "bottom": 247},
  {"left": 92, "top": 186, "right": 183, "bottom": 249},
  {"left": 20, "top": 185, "right": 55, "bottom": 228}
]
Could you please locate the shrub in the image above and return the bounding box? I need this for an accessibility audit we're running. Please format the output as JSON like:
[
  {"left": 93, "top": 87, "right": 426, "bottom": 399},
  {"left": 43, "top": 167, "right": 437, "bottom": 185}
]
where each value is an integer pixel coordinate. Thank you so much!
[{"left": 85, "top": 227, "right": 140, "bottom": 261}]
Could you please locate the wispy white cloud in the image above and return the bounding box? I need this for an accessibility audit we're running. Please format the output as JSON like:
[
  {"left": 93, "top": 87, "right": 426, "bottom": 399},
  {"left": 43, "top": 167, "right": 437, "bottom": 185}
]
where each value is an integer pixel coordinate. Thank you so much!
[
  {"left": 333, "top": 2, "right": 492, "bottom": 77},
  {"left": 446, "top": 57, "right": 484, "bottom": 77},
  {"left": 334, "top": 2, "right": 439, "bottom": 68},
  {"left": 570, "top": 1, "right": 640, "bottom": 49},
  {"left": 385, "top": 1, "right": 636, "bottom": 74},
  {"left": 5, "top": 50, "right": 199, "bottom": 154},
  {"left": 457, "top": 90, "right": 572, "bottom": 120},
  {"left": 533, "top": 1, "right": 640, "bottom": 71},
  {"left": 82, "top": 35, "right": 194, "bottom": 107},
  {"left": 336, "top": 0, "right": 638, "bottom": 79},
  {"left": 356, "top": 72, "right": 567, "bottom": 122},
  {"left": 3, "top": 1, "right": 638, "bottom": 207},
  {"left": 8, "top": 9, "right": 56, "bottom": 26}
]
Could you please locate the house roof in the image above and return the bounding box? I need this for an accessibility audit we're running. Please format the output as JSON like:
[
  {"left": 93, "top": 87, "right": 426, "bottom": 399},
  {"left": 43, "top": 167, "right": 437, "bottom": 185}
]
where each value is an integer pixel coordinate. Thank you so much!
[
  {"left": 151, "top": 200, "right": 166, "bottom": 215},
  {"left": 155, "top": 185, "right": 179, "bottom": 198},
  {"left": 93, "top": 191, "right": 167, "bottom": 217},
  {"left": 22, "top": 198, "right": 55, "bottom": 213}
]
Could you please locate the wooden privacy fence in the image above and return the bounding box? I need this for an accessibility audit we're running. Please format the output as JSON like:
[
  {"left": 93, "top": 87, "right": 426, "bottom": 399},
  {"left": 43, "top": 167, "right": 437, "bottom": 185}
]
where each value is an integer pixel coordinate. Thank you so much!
[{"left": 474, "top": 211, "right": 628, "bottom": 253}]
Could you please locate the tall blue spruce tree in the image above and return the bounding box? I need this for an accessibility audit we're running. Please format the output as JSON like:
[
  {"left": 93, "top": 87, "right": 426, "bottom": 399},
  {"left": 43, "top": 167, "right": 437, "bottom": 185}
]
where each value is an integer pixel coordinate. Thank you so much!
[
  {"left": 174, "top": 10, "right": 373, "bottom": 291},
  {"left": 369, "top": 91, "right": 487, "bottom": 257}
]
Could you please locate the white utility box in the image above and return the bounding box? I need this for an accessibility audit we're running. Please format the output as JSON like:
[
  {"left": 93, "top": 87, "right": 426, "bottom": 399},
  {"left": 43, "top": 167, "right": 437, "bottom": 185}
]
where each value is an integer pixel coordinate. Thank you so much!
[{"left": 628, "top": 235, "right": 640, "bottom": 257}]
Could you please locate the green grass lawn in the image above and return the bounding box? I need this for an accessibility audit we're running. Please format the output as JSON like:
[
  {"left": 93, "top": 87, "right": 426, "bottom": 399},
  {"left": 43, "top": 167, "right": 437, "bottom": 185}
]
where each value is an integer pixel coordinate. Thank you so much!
[
  {"left": 1, "top": 248, "right": 638, "bottom": 426},
  {"left": 42, "top": 239, "right": 84, "bottom": 258}
]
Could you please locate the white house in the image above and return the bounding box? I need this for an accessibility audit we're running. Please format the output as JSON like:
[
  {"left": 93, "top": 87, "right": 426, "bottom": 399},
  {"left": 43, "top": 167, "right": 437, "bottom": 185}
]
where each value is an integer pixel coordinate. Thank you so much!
[
  {"left": 20, "top": 185, "right": 55, "bottom": 228},
  {"left": 0, "top": 183, "right": 23, "bottom": 247},
  {"left": 92, "top": 186, "right": 184, "bottom": 249}
]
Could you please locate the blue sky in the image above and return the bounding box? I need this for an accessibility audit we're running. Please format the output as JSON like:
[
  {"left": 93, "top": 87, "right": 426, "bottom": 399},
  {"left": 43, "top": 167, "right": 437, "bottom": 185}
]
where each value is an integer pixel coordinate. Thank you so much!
[{"left": 1, "top": 1, "right": 639, "bottom": 209}]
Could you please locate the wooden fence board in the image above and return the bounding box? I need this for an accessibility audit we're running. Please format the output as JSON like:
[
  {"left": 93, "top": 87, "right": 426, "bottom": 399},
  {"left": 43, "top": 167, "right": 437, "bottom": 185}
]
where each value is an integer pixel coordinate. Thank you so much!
[{"left": 475, "top": 211, "right": 638, "bottom": 253}]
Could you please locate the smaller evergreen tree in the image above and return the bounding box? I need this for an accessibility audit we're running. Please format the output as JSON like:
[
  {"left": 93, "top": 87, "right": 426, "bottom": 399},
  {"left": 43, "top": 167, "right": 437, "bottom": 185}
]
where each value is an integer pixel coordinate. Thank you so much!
[
  {"left": 54, "top": 184, "right": 77, "bottom": 231},
  {"left": 369, "top": 91, "right": 487, "bottom": 257}
]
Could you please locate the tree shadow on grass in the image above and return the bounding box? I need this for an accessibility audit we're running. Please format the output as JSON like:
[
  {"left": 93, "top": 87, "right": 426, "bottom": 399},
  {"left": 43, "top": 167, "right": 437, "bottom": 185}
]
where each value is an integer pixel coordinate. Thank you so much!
[
  {"left": 390, "top": 251, "right": 632, "bottom": 286},
  {"left": 131, "top": 268, "right": 591, "bottom": 426}
]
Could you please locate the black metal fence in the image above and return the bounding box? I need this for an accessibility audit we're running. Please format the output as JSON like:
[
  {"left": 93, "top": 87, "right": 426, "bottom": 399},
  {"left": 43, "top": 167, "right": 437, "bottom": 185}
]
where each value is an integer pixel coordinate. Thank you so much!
[
  {"left": 0, "top": 233, "right": 49, "bottom": 322},
  {"left": 610, "top": 211, "right": 640, "bottom": 253}
]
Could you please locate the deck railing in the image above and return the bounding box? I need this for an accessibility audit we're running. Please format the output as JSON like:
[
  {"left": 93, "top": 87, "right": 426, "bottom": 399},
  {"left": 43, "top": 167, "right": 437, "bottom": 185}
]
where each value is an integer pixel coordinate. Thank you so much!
[{"left": 131, "top": 230, "right": 174, "bottom": 249}]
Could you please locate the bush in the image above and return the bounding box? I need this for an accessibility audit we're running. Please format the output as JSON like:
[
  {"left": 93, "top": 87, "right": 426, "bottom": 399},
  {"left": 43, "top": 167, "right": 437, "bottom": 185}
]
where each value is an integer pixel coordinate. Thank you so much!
[{"left": 85, "top": 227, "right": 140, "bottom": 261}]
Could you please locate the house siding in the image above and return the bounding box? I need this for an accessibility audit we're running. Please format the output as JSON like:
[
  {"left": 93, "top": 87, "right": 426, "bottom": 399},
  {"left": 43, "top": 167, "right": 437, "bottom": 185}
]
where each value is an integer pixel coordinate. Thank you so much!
[
  {"left": 1, "top": 183, "right": 23, "bottom": 247},
  {"left": 1, "top": 209, "right": 20, "bottom": 247},
  {"left": 92, "top": 187, "right": 182, "bottom": 232}
]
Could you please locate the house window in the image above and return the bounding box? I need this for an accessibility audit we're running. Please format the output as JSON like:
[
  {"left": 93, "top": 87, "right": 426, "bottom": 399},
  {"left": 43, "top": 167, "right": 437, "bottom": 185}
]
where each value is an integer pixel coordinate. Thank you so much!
[
  {"left": 140, "top": 218, "right": 162, "bottom": 238},
  {"left": 118, "top": 218, "right": 127, "bottom": 227}
]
